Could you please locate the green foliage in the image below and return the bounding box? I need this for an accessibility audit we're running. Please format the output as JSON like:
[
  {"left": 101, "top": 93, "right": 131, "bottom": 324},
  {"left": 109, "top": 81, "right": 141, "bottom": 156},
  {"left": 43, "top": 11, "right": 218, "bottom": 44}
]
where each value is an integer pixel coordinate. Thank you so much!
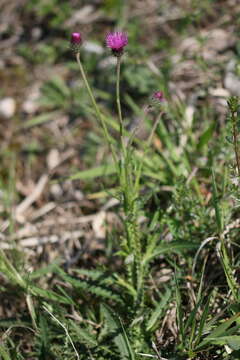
[
  {"left": 163, "top": 178, "right": 212, "bottom": 242},
  {"left": 18, "top": 43, "right": 58, "bottom": 64},
  {"left": 101, "top": 304, "right": 135, "bottom": 360},
  {"left": 124, "top": 64, "right": 158, "bottom": 95},
  {"left": 26, "top": 0, "right": 72, "bottom": 27},
  {"left": 55, "top": 266, "right": 124, "bottom": 305},
  {"left": 0, "top": 345, "right": 12, "bottom": 360},
  {"left": 3, "top": 2, "right": 240, "bottom": 359}
]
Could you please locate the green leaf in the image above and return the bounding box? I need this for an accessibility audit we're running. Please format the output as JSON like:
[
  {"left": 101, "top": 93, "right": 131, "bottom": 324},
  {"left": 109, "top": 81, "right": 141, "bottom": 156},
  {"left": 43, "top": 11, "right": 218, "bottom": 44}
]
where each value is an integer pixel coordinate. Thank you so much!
[
  {"left": 101, "top": 304, "right": 135, "bottom": 360},
  {"left": 143, "top": 242, "right": 198, "bottom": 265},
  {"left": 22, "top": 111, "right": 61, "bottom": 129},
  {"left": 69, "top": 163, "right": 117, "bottom": 181},
  {"left": 146, "top": 288, "right": 171, "bottom": 331},
  {"left": 0, "top": 345, "right": 11, "bottom": 360},
  {"left": 55, "top": 269, "right": 123, "bottom": 305},
  {"left": 205, "top": 335, "right": 240, "bottom": 350},
  {"left": 197, "top": 123, "right": 215, "bottom": 151},
  {"left": 30, "top": 285, "right": 74, "bottom": 304},
  {"left": 225, "top": 135, "right": 233, "bottom": 144},
  {"left": 175, "top": 273, "right": 184, "bottom": 345},
  {"left": 28, "top": 262, "right": 60, "bottom": 280},
  {"left": 206, "top": 313, "right": 240, "bottom": 339},
  {"left": 73, "top": 269, "right": 116, "bottom": 286},
  {"left": 196, "top": 312, "right": 240, "bottom": 350},
  {"left": 69, "top": 320, "right": 98, "bottom": 347},
  {"left": 194, "top": 294, "right": 212, "bottom": 347},
  {"left": 0, "top": 250, "right": 26, "bottom": 289}
]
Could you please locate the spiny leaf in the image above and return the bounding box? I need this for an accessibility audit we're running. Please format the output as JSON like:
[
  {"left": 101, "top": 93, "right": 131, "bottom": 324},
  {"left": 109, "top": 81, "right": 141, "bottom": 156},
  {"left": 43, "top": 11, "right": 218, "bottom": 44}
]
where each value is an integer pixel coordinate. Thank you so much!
[
  {"left": 69, "top": 320, "right": 98, "bottom": 347},
  {"left": 28, "top": 262, "right": 60, "bottom": 280},
  {"left": 73, "top": 269, "right": 116, "bottom": 286},
  {"left": 101, "top": 304, "right": 135, "bottom": 360},
  {"left": 56, "top": 270, "right": 123, "bottom": 305}
]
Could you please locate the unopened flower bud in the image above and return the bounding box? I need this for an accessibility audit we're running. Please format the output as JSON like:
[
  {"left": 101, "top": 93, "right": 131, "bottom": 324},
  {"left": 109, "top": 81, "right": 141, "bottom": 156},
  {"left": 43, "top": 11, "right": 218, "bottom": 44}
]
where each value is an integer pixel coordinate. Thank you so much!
[
  {"left": 148, "top": 91, "right": 166, "bottom": 110},
  {"left": 70, "top": 32, "right": 82, "bottom": 53},
  {"left": 153, "top": 91, "right": 165, "bottom": 102}
]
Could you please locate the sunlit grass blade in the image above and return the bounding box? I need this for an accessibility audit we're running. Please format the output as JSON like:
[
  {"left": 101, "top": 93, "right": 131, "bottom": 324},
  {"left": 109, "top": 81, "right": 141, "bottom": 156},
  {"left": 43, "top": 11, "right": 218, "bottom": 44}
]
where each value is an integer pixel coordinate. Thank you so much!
[
  {"left": 196, "top": 312, "right": 240, "bottom": 350},
  {"left": 146, "top": 288, "right": 171, "bottom": 331},
  {"left": 143, "top": 242, "right": 198, "bottom": 266}
]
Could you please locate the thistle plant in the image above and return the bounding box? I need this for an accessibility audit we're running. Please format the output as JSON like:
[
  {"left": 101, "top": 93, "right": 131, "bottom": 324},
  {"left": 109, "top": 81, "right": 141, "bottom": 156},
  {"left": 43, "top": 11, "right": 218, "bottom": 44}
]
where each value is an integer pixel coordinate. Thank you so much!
[
  {"left": 69, "top": 30, "right": 216, "bottom": 358},
  {"left": 70, "top": 31, "right": 167, "bottom": 312}
]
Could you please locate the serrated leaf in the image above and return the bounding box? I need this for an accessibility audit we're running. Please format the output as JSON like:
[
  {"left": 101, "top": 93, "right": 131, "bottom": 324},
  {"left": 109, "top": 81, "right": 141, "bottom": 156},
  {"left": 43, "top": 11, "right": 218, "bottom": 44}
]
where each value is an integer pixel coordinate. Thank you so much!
[
  {"left": 226, "top": 135, "right": 233, "bottom": 144},
  {"left": 101, "top": 304, "right": 135, "bottom": 360},
  {"left": 73, "top": 269, "right": 116, "bottom": 286},
  {"left": 28, "top": 262, "right": 60, "bottom": 280},
  {"left": 69, "top": 320, "right": 98, "bottom": 347},
  {"left": 55, "top": 269, "right": 123, "bottom": 305}
]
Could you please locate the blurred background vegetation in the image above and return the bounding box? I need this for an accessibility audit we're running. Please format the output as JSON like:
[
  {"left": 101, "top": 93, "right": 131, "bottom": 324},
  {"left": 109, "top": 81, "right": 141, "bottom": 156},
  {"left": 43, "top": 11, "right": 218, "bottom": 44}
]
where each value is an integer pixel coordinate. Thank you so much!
[
  {"left": 1, "top": 0, "right": 239, "bottom": 196},
  {"left": 1, "top": 0, "right": 240, "bottom": 359}
]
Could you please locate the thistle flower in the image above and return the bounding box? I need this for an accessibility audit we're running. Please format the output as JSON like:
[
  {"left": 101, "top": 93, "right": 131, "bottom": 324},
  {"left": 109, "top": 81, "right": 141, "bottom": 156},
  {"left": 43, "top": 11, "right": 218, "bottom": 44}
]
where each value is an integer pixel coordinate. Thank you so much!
[
  {"left": 106, "top": 31, "right": 128, "bottom": 56},
  {"left": 70, "top": 32, "right": 82, "bottom": 53}
]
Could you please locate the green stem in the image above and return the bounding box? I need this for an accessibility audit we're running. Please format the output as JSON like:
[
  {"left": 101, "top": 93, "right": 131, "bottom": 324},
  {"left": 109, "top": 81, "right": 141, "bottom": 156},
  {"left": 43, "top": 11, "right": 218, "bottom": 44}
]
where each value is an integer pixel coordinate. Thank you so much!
[
  {"left": 116, "top": 56, "right": 126, "bottom": 153},
  {"left": 232, "top": 111, "right": 240, "bottom": 177},
  {"left": 76, "top": 52, "right": 117, "bottom": 163}
]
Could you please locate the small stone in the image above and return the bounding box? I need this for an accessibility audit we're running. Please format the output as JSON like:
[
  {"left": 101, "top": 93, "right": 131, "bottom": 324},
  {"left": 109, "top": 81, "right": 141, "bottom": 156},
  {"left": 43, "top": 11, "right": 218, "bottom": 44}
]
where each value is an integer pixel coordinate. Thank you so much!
[
  {"left": 50, "top": 183, "right": 63, "bottom": 198},
  {"left": 31, "top": 27, "right": 42, "bottom": 40},
  {"left": 47, "top": 149, "right": 60, "bottom": 170},
  {"left": 22, "top": 84, "right": 40, "bottom": 114},
  {"left": 209, "top": 88, "right": 230, "bottom": 97},
  {"left": 180, "top": 37, "right": 200, "bottom": 56},
  {"left": 224, "top": 72, "right": 240, "bottom": 96},
  {"left": 83, "top": 41, "right": 104, "bottom": 54},
  {"left": 203, "top": 28, "right": 235, "bottom": 52},
  {"left": 0, "top": 97, "right": 16, "bottom": 118}
]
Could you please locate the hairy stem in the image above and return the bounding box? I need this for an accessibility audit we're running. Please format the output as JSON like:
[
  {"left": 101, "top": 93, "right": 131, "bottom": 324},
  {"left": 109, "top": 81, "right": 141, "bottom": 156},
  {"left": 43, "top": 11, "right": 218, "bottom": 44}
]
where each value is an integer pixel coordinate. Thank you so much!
[
  {"left": 232, "top": 111, "right": 240, "bottom": 177},
  {"left": 116, "top": 56, "right": 126, "bottom": 153},
  {"left": 76, "top": 52, "right": 117, "bottom": 163}
]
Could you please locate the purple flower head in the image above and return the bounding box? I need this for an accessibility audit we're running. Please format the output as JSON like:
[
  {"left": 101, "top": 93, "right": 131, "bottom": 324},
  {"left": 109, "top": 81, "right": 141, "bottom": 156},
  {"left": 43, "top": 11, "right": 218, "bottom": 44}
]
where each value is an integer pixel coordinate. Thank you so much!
[
  {"left": 153, "top": 91, "right": 164, "bottom": 102},
  {"left": 71, "top": 32, "right": 82, "bottom": 44},
  {"left": 70, "top": 32, "right": 82, "bottom": 53},
  {"left": 106, "top": 31, "right": 128, "bottom": 56}
]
